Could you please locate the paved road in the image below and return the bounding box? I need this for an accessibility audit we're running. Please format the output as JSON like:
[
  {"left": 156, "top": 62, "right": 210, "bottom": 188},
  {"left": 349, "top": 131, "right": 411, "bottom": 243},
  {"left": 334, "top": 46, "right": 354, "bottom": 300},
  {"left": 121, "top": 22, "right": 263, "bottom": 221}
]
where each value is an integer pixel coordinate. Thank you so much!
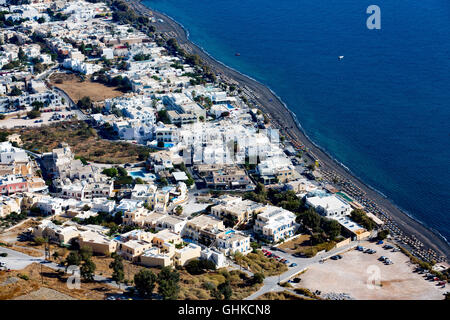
[
  {"left": 227, "top": 258, "right": 254, "bottom": 277},
  {"left": 52, "top": 87, "right": 90, "bottom": 121},
  {"left": 244, "top": 242, "right": 358, "bottom": 300},
  {"left": 0, "top": 246, "right": 44, "bottom": 270},
  {"left": 35, "top": 65, "right": 58, "bottom": 80}
]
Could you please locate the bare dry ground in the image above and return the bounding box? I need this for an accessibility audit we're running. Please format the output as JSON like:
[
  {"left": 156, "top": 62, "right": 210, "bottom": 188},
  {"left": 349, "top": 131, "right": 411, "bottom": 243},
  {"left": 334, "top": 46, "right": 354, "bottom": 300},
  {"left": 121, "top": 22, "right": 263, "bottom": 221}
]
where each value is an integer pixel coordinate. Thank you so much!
[
  {"left": 0, "top": 263, "right": 122, "bottom": 300},
  {"left": 92, "top": 256, "right": 262, "bottom": 300},
  {"left": 8, "top": 121, "right": 151, "bottom": 164},
  {"left": 257, "top": 291, "right": 305, "bottom": 300},
  {"left": 298, "top": 241, "right": 447, "bottom": 300},
  {"left": 234, "top": 251, "right": 288, "bottom": 276},
  {"left": 0, "top": 219, "right": 38, "bottom": 243},
  {"left": 48, "top": 73, "right": 123, "bottom": 103},
  {"left": 278, "top": 235, "right": 311, "bottom": 253},
  {"left": 13, "top": 287, "right": 76, "bottom": 300}
]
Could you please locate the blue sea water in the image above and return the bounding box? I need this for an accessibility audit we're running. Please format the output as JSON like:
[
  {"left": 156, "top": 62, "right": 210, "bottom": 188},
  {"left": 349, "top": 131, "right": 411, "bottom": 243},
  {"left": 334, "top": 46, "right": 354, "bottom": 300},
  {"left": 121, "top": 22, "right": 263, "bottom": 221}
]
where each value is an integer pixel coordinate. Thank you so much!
[{"left": 143, "top": 0, "right": 450, "bottom": 241}]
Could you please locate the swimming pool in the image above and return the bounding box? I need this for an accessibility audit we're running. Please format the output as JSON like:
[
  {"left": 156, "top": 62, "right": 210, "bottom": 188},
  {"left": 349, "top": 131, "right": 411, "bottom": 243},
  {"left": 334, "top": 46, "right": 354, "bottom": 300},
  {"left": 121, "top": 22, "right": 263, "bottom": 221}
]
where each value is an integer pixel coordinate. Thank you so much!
[{"left": 129, "top": 169, "right": 157, "bottom": 181}]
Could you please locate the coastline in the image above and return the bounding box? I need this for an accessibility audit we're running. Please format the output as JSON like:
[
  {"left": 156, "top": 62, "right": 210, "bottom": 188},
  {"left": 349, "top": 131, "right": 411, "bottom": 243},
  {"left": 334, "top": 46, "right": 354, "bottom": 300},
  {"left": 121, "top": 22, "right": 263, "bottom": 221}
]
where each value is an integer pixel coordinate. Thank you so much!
[{"left": 126, "top": 0, "right": 449, "bottom": 261}]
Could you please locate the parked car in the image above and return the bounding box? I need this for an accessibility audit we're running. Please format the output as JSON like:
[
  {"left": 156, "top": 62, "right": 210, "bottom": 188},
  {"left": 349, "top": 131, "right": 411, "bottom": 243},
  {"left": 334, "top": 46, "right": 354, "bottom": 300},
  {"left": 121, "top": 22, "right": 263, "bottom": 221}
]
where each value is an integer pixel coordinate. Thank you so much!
[
  {"left": 378, "top": 256, "right": 387, "bottom": 261},
  {"left": 292, "top": 277, "right": 301, "bottom": 283},
  {"left": 289, "top": 263, "right": 298, "bottom": 267},
  {"left": 377, "top": 240, "right": 384, "bottom": 245},
  {"left": 330, "top": 255, "right": 340, "bottom": 260},
  {"left": 356, "top": 246, "right": 364, "bottom": 251},
  {"left": 0, "top": 253, "right": 7, "bottom": 257}
]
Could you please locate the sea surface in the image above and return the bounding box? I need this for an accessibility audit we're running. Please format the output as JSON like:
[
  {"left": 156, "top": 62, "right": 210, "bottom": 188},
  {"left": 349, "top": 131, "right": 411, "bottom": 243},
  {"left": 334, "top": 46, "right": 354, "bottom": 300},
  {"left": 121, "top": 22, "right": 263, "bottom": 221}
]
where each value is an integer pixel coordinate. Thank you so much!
[{"left": 143, "top": 0, "right": 450, "bottom": 241}]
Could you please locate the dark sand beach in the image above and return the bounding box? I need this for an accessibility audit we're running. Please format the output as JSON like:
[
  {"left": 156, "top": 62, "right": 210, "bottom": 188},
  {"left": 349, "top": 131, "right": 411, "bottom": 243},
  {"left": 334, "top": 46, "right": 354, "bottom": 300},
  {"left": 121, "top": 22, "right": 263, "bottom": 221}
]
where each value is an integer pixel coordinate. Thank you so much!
[{"left": 126, "top": 0, "right": 450, "bottom": 262}]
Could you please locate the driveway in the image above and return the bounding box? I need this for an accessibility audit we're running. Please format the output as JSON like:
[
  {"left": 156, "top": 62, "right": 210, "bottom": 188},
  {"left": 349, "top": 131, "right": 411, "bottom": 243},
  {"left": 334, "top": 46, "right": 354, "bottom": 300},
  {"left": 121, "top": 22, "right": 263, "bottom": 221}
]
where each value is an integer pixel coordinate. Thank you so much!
[{"left": 0, "top": 246, "right": 44, "bottom": 270}]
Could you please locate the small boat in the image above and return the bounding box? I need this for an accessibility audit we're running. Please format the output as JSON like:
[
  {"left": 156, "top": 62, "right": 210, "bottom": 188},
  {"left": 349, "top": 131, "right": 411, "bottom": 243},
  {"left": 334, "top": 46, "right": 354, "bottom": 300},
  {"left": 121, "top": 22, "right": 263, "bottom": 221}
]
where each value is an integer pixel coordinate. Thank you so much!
[
  {"left": 338, "top": 55, "right": 344, "bottom": 60},
  {"left": 235, "top": 52, "right": 241, "bottom": 56}
]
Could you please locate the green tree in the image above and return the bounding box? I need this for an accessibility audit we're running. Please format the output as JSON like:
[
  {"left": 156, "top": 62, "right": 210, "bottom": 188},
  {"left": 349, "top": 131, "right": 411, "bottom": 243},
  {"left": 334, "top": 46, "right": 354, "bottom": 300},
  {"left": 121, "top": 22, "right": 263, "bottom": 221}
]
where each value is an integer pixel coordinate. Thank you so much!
[
  {"left": 77, "top": 96, "right": 92, "bottom": 109},
  {"left": 252, "top": 273, "right": 265, "bottom": 284},
  {"left": 10, "top": 86, "right": 22, "bottom": 96},
  {"left": 210, "top": 287, "right": 222, "bottom": 300},
  {"left": 298, "top": 208, "right": 321, "bottom": 230},
  {"left": 18, "top": 47, "right": 26, "bottom": 61},
  {"left": 160, "top": 177, "right": 168, "bottom": 186},
  {"left": 65, "top": 251, "right": 82, "bottom": 270},
  {"left": 102, "top": 167, "right": 118, "bottom": 178},
  {"left": 321, "top": 218, "right": 341, "bottom": 240},
  {"left": 27, "top": 110, "right": 41, "bottom": 119},
  {"left": 157, "top": 109, "right": 170, "bottom": 124},
  {"left": 377, "top": 229, "right": 389, "bottom": 240},
  {"left": 255, "top": 183, "right": 267, "bottom": 198},
  {"left": 33, "top": 236, "right": 46, "bottom": 245},
  {"left": 157, "top": 266, "right": 180, "bottom": 300},
  {"left": 109, "top": 254, "right": 125, "bottom": 284},
  {"left": 350, "top": 209, "right": 376, "bottom": 231},
  {"left": 80, "top": 258, "right": 96, "bottom": 282},
  {"left": 218, "top": 280, "right": 232, "bottom": 300},
  {"left": 80, "top": 246, "right": 93, "bottom": 261},
  {"left": 117, "top": 166, "right": 128, "bottom": 177},
  {"left": 134, "top": 269, "right": 157, "bottom": 298},
  {"left": 174, "top": 205, "right": 183, "bottom": 216}
]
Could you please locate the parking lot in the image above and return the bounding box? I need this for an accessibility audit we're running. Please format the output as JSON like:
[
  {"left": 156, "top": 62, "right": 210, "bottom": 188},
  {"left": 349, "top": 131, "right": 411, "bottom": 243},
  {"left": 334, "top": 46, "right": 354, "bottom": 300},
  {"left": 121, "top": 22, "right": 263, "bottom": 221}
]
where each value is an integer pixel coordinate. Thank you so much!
[
  {"left": 0, "top": 110, "right": 76, "bottom": 129},
  {"left": 297, "top": 241, "right": 447, "bottom": 300}
]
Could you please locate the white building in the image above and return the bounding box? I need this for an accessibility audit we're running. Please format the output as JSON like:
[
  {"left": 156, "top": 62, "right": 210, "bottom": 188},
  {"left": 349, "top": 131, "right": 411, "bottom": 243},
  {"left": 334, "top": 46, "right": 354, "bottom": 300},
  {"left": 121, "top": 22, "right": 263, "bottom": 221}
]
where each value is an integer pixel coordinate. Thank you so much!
[
  {"left": 305, "top": 195, "right": 352, "bottom": 218},
  {"left": 34, "top": 196, "right": 68, "bottom": 216},
  {"left": 216, "top": 229, "right": 251, "bottom": 256},
  {"left": 253, "top": 205, "right": 297, "bottom": 243},
  {"left": 200, "top": 248, "right": 227, "bottom": 268},
  {"left": 0, "top": 142, "right": 28, "bottom": 164}
]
